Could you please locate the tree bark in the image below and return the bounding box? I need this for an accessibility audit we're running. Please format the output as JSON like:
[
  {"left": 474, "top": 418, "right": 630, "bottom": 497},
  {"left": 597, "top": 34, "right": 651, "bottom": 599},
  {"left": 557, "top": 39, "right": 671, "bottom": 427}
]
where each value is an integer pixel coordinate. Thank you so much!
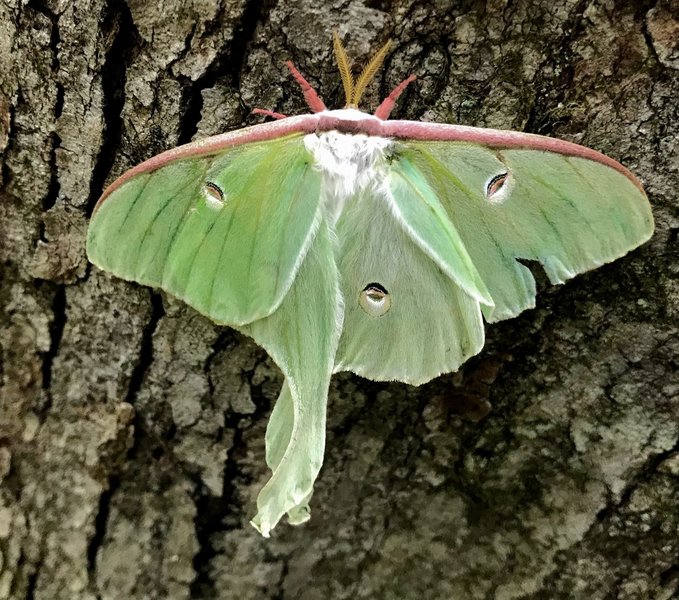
[{"left": 1, "top": 1, "right": 678, "bottom": 598}]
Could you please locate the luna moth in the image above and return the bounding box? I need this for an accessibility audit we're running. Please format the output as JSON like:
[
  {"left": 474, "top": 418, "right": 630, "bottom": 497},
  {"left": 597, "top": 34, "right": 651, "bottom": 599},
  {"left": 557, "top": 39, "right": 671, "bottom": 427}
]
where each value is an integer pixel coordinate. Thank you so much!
[{"left": 86, "top": 34, "right": 654, "bottom": 537}]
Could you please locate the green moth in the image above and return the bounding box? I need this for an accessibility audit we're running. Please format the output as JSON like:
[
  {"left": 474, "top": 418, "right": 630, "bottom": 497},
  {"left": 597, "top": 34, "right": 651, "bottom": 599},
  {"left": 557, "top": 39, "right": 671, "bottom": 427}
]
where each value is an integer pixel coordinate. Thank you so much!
[{"left": 87, "top": 34, "right": 654, "bottom": 536}]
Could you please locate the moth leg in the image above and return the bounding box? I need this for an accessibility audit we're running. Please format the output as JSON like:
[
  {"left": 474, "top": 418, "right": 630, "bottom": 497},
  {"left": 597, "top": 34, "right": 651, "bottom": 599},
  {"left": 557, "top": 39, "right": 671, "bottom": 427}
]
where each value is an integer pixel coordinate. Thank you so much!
[{"left": 251, "top": 108, "right": 288, "bottom": 120}]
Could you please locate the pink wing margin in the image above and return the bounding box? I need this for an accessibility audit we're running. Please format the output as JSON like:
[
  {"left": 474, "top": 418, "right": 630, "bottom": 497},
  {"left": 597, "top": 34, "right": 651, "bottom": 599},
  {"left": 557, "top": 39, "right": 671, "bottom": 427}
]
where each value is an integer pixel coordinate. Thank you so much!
[
  {"left": 93, "top": 113, "right": 645, "bottom": 214},
  {"left": 381, "top": 120, "right": 646, "bottom": 194},
  {"left": 92, "top": 114, "right": 321, "bottom": 213}
]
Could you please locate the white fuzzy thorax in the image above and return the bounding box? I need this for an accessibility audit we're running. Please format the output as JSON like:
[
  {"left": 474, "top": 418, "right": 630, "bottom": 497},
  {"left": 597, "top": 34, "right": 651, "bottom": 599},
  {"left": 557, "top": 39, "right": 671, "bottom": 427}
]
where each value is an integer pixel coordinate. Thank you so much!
[{"left": 304, "top": 125, "right": 392, "bottom": 225}]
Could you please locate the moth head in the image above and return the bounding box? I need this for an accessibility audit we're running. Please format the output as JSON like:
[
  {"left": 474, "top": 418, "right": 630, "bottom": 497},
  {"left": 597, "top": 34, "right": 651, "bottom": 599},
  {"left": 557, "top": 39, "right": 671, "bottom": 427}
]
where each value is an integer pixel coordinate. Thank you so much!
[{"left": 285, "top": 34, "right": 416, "bottom": 119}]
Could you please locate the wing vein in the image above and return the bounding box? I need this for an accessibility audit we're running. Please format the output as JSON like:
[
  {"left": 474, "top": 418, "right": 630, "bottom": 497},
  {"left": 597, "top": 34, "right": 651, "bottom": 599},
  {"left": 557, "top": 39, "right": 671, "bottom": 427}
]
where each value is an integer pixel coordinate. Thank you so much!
[
  {"left": 134, "top": 169, "right": 203, "bottom": 280},
  {"left": 159, "top": 162, "right": 212, "bottom": 288}
]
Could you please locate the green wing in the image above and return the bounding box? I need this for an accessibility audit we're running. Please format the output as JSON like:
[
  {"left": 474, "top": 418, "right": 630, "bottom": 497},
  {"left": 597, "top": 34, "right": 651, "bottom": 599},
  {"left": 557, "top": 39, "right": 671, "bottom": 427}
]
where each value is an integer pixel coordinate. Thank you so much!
[
  {"left": 334, "top": 183, "right": 485, "bottom": 386},
  {"left": 87, "top": 135, "right": 322, "bottom": 325},
  {"left": 243, "top": 221, "right": 341, "bottom": 537},
  {"left": 396, "top": 142, "right": 653, "bottom": 321}
]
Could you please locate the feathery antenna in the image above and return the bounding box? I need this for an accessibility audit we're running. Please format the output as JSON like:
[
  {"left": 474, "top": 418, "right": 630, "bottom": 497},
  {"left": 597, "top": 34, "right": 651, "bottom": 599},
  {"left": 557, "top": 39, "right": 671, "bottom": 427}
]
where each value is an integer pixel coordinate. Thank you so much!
[
  {"left": 333, "top": 31, "right": 355, "bottom": 107},
  {"left": 331, "top": 34, "right": 393, "bottom": 108},
  {"left": 352, "top": 39, "right": 392, "bottom": 107}
]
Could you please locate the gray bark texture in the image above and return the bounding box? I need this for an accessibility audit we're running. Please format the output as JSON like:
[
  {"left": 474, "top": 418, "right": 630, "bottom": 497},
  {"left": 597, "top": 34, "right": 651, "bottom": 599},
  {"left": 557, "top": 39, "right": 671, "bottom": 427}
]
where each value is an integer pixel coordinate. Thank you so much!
[{"left": 1, "top": 0, "right": 678, "bottom": 598}]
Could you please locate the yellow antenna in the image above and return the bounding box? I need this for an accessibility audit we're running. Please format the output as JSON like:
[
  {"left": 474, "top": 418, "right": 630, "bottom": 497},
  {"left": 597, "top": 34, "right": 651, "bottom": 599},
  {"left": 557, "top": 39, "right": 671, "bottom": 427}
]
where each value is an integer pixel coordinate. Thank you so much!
[
  {"left": 352, "top": 38, "right": 392, "bottom": 107},
  {"left": 333, "top": 31, "right": 355, "bottom": 107}
]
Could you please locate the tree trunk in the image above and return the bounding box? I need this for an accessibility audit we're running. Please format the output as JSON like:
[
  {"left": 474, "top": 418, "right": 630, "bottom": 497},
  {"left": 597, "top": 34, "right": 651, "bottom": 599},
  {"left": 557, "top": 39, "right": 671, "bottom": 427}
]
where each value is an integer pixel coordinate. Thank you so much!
[{"left": 1, "top": 1, "right": 678, "bottom": 598}]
